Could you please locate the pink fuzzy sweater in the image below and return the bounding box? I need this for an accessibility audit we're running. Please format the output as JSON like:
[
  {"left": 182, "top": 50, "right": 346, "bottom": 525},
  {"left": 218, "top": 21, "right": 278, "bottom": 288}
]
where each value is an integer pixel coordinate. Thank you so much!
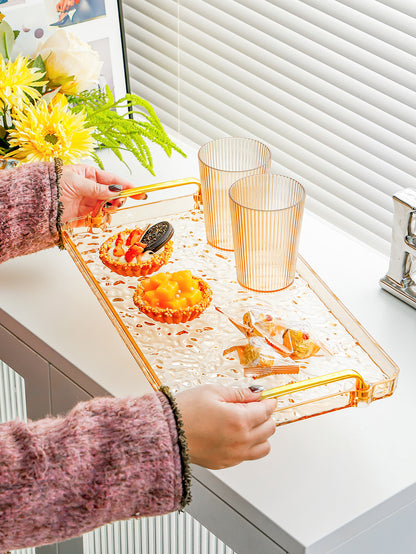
[
  {"left": 0, "top": 161, "right": 62, "bottom": 263},
  {"left": 0, "top": 163, "right": 191, "bottom": 552}
]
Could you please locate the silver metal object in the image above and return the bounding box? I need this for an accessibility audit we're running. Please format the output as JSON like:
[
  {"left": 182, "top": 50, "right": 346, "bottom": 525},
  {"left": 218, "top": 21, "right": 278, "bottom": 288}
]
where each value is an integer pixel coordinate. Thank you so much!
[{"left": 380, "top": 188, "right": 416, "bottom": 309}]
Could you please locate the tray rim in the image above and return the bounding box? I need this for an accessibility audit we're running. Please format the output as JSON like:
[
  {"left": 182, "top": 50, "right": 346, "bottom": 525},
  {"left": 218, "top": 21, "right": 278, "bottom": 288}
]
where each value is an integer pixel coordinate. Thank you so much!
[{"left": 62, "top": 182, "right": 400, "bottom": 423}]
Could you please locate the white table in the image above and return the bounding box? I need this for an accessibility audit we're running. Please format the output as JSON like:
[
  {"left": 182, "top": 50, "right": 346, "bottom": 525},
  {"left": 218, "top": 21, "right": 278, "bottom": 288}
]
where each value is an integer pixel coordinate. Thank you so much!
[{"left": 0, "top": 137, "right": 415, "bottom": 554}]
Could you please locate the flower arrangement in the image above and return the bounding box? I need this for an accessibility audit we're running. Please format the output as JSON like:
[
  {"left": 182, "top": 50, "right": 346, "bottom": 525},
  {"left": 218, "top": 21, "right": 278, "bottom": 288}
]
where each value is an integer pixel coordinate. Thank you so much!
[{"left": 0, "top": 13, "right": 185, "bottom": 173}]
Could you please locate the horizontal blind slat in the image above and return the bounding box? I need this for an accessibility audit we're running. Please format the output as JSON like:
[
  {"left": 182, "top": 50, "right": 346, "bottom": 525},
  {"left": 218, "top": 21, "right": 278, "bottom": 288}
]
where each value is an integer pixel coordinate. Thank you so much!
[
  {"left": 124, "top": 0, "right": 177, "bottom": 20},
  {"left": 178, "top": 43, "right": 416, "bottom": 158},
  {"left": 180, "top": 3, "right": 416, "bottom": 113},
  {"left": 128, "top": 59, "right": 177, "bottom": 99},
  {"left": 129, "top": 71, "right": 178, "bottom": 121},
  {"left": 121, "top": 0, "right": 413, "bottom": 253},
  {"left": 178, "top": 57, "right": 413, "bottom": 200},
  {"left": 306, "top": 197, "right": 391, "bottom": 253},
  {"left": 124, "top": 6, "right": 178, "bottom": 47},
  {"left": 126, "top": 36, "right": 177, "bottom": 76},
  {"left": 209, "top": 0, "right": 416, "bottom": 68},
  {"left": 179, "top": 46, "right": 416, "bottom": 184},
  {"left": 178, "top": 84, "right": 394, "bottom": 223},
  {"left": 334, "top": 0, "right": 416, "bottom": 28},
  {"left": 292, "top": 0, "right": 416, "bottom": 50},
  {"left": 181, "top": 0, "right": 416, "bottom": 89}
]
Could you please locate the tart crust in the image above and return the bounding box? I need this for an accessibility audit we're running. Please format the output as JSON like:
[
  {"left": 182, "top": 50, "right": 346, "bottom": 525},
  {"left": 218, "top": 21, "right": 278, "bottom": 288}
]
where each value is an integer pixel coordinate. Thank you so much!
[
  {"left": 133, "top": 275, "right": 213, "bottom": 324},
  {"left": 99, "top": 229, "right": 173, "bottom": 277}
]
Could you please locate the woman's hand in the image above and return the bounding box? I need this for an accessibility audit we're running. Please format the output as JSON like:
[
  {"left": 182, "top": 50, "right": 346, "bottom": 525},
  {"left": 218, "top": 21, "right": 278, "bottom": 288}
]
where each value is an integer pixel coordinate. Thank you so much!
[
  {"left": 175, "top": 384, "right": 277, "bottom": 469},
  {"left": 60, "top": 164, "right": 145, "bottom": 223}
]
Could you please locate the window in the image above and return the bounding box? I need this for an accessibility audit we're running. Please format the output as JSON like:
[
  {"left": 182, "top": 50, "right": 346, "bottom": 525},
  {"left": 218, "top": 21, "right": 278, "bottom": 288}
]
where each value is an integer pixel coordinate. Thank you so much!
[{"left": 122, "top": 0, "right": 416, "bottom": 253}]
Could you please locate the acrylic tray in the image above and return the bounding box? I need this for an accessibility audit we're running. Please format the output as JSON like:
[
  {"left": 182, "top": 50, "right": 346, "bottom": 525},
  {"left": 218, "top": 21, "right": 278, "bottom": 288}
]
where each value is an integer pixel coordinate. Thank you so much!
[{"left": 62, "top": 178, "right": 399, "bottom": 426}]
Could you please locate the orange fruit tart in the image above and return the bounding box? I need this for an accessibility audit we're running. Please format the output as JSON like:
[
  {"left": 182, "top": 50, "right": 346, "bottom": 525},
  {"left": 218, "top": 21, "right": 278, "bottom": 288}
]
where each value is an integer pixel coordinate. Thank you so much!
[
  {"left": 133, "top": 270, "right": 212, "bottom": 324},
  {"left": 99, "top": 228, "right": 173, "bottom": 277}
]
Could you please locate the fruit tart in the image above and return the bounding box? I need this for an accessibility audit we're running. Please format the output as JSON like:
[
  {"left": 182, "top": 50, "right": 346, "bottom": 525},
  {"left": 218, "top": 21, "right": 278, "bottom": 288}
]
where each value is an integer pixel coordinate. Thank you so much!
[
  {"left": 133, "top": 270, "right": 212, "bottom": 324},
  {"left": 99, "top": 224, "right": 173, "bottom": 277}
]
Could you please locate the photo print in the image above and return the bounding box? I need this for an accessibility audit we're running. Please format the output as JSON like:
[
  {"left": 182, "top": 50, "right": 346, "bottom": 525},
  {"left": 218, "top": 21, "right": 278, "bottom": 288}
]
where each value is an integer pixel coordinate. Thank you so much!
[
  {"left": 0, "top": 1, "right": 26, "bottom": 6},
  {"left": 46, "top": 0, "right": 106, "bottom": 28},
  {"left": 0, "top": 0, "right": 127, "bottom": 100}
]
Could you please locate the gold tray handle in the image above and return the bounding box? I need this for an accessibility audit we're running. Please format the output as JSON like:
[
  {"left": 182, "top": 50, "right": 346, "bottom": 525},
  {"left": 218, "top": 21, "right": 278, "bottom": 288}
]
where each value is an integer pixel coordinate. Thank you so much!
[
  {"left": 89, "top": 177, "right": 202, "bottom": 228},
  {"left": 261, "top": 369, "right": 370, "bottom": 404}
]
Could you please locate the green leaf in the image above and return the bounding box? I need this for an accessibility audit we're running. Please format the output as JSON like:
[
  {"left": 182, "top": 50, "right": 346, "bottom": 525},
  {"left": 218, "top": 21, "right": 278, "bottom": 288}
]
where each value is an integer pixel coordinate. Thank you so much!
[
  {"left": 13, "top": 30, "right": 20, "bottom": 40},
  {"left": 91, "top": 150, "right": 104, "bottom": 170},
  {"left": 47, "top": 74, "right": 75, "bottom": 89},
  {"left": 69, "top": 86, "right": 186, "bottom": 173},
  {"left": 105, "top": 84, "right": 114, "bottom": 105},
  {"left": 0, "top": 20, "right": 15, "bottom": 59},
  {"left": 30, "top": 54, "right": 46, "bottom": 73},
  {"left": 0, "top": 136, "right": 9, "bottom": 151}
]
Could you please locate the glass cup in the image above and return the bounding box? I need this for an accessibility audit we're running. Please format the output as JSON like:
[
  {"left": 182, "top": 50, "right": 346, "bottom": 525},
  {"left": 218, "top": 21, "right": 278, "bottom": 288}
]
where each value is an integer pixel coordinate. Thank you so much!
[
  {"left": 229, "top": 174, "right": 305, "bottom": 292},
  {"left": 198, "top": 137, "right": 271, "bottom": 250}
]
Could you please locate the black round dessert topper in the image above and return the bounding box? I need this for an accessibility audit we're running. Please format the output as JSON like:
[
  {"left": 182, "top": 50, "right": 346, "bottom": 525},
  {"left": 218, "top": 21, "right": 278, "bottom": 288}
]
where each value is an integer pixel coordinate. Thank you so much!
[{"left": 141, "top": 221, "right": 174, "bottom": 253}]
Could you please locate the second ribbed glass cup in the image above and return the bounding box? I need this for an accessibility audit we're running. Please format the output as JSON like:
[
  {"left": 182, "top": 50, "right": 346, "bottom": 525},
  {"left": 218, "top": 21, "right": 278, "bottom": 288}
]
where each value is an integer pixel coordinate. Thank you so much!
[
  {"left": 229, "top": 174, "right": 306, "bottom": 292},
  {"left": 198, "top": 137, "right": 271, "bottom": 250}
]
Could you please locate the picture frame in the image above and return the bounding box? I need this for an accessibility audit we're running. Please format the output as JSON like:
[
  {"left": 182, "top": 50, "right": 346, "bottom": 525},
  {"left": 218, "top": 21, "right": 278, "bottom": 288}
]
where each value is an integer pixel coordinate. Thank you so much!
[{"left": 0, "top": 0, "right": 129, "bottom": 101}]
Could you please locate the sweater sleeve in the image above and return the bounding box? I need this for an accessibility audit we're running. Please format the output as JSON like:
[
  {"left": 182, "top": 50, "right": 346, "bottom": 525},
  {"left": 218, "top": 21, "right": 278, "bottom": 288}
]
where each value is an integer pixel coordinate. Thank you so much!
[
  {"left": 0, "top": 161, "right": 62, "bottom": 264},
  {"left": 0, "top": 391, "right": 190, "bottom": 552}
]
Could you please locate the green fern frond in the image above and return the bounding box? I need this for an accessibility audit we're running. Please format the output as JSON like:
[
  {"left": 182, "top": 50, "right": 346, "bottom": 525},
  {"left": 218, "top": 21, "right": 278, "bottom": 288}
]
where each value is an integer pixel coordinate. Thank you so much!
[{"left": 69, "top": 86, "right": 186, "bottom": 173}]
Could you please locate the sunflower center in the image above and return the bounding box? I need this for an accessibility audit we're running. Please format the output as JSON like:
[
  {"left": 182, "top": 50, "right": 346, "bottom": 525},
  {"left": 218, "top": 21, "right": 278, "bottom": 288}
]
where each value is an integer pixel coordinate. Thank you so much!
[{"left": 44, "top": 133, "right": 58, "bottom": 145}]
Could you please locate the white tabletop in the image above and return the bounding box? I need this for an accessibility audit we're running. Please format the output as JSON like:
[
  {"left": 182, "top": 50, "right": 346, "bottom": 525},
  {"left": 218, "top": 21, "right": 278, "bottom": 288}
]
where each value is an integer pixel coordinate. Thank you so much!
[{"left": 0, "top": 136, "right": 415, "bottom": 553}]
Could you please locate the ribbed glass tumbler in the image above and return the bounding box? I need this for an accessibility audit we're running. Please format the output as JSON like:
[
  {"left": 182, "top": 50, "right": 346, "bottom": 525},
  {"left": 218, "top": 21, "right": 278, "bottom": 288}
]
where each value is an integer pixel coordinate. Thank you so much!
[
  {"left": 229, "top": 174, "right": 305, "bottom": 292},
  {"left": 198, "top": 137, "right": 271, "bottom": 250}
]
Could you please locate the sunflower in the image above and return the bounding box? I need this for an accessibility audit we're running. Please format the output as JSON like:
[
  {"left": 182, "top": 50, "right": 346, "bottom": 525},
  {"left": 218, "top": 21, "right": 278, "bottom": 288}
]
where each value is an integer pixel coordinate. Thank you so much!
[
  {"left": 0, "top": 56, "right": 47, "bottom": 113},
  {"left": 7, "top": 94, "right": 96, "bottom": 164}
]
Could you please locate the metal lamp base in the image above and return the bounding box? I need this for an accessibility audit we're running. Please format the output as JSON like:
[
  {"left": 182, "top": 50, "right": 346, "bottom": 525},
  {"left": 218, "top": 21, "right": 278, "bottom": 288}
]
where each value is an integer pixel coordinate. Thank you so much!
[{"left": 380, "top": 275, "right": 416, "bottom": 309}]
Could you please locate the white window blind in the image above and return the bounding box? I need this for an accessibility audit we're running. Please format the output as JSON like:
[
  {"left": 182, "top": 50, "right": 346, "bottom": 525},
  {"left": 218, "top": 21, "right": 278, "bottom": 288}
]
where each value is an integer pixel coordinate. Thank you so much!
[{"left": 121, "top": 0, "right": 416, "bottom": 253}]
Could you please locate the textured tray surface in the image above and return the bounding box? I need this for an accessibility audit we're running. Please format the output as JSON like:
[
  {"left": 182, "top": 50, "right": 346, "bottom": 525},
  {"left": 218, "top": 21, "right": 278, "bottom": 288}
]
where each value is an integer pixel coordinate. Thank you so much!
[{"left": 69, "top": 207, "right": 390, "bottom": 425}]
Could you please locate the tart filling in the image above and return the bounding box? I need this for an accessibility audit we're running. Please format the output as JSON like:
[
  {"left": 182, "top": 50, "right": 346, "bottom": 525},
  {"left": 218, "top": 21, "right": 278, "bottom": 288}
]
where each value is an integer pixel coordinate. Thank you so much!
[
  {"left": 99, "top": 228, "right": 173, "bottom": 277},
  {"left": 133, "top": 270, "right": 212, "bottom": 324}
]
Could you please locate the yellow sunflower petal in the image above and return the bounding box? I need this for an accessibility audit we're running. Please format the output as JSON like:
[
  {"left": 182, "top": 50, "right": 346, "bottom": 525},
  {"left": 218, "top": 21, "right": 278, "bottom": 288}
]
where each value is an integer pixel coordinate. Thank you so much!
[
  {"left": 7, "top": 98, "right": 96, "bottom": 164},
  {"left": 0, "top": 56, "right": 48, "bottom": 113}
]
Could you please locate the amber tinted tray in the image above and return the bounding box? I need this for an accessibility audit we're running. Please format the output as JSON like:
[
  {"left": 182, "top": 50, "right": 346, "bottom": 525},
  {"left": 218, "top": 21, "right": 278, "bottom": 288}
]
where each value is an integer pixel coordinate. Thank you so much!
[{"left": 63, "top": 179, "right": 399, "bottom": 426}]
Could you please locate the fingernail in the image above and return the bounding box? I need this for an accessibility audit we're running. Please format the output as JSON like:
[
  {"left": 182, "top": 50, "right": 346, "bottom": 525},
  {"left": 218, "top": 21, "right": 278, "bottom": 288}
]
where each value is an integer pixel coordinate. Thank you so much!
[
  {"left": 109, "top": 184, "right": 123, "bottom": 192},
  {"left": 249, "top": 385, "right": 264, "bottom": 393}
]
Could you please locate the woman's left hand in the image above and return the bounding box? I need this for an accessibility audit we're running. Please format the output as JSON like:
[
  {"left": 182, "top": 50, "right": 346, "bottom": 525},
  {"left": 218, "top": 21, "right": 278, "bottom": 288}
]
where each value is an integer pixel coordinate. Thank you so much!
[{"left": 60, "top": 164, "right": 145, "bottom": 223}]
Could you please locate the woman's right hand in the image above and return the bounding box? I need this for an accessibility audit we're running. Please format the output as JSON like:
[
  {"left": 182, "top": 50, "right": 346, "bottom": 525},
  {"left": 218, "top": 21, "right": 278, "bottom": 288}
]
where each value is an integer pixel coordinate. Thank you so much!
[
  {"left": 59, "top": 164, "right": 146, "bottom": 223},
  {"left": 175, "top": 384, "right": 277, "bottom": 469}
]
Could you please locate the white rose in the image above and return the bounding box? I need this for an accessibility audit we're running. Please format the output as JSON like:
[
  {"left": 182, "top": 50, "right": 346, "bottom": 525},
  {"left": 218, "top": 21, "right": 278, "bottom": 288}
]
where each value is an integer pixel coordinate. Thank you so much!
[{"left": 35, "top": 30, "right": 103, "bottom": 94}]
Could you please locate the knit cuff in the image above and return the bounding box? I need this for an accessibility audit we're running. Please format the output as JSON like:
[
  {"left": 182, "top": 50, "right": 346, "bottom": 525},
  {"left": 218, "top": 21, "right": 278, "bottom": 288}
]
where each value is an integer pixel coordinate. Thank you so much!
[
  {"left": 54, "top": 158, "right": 65, "bottom": 250},
  {"left": 159, "top": 386, "right": 192, "bottom": 509}
]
